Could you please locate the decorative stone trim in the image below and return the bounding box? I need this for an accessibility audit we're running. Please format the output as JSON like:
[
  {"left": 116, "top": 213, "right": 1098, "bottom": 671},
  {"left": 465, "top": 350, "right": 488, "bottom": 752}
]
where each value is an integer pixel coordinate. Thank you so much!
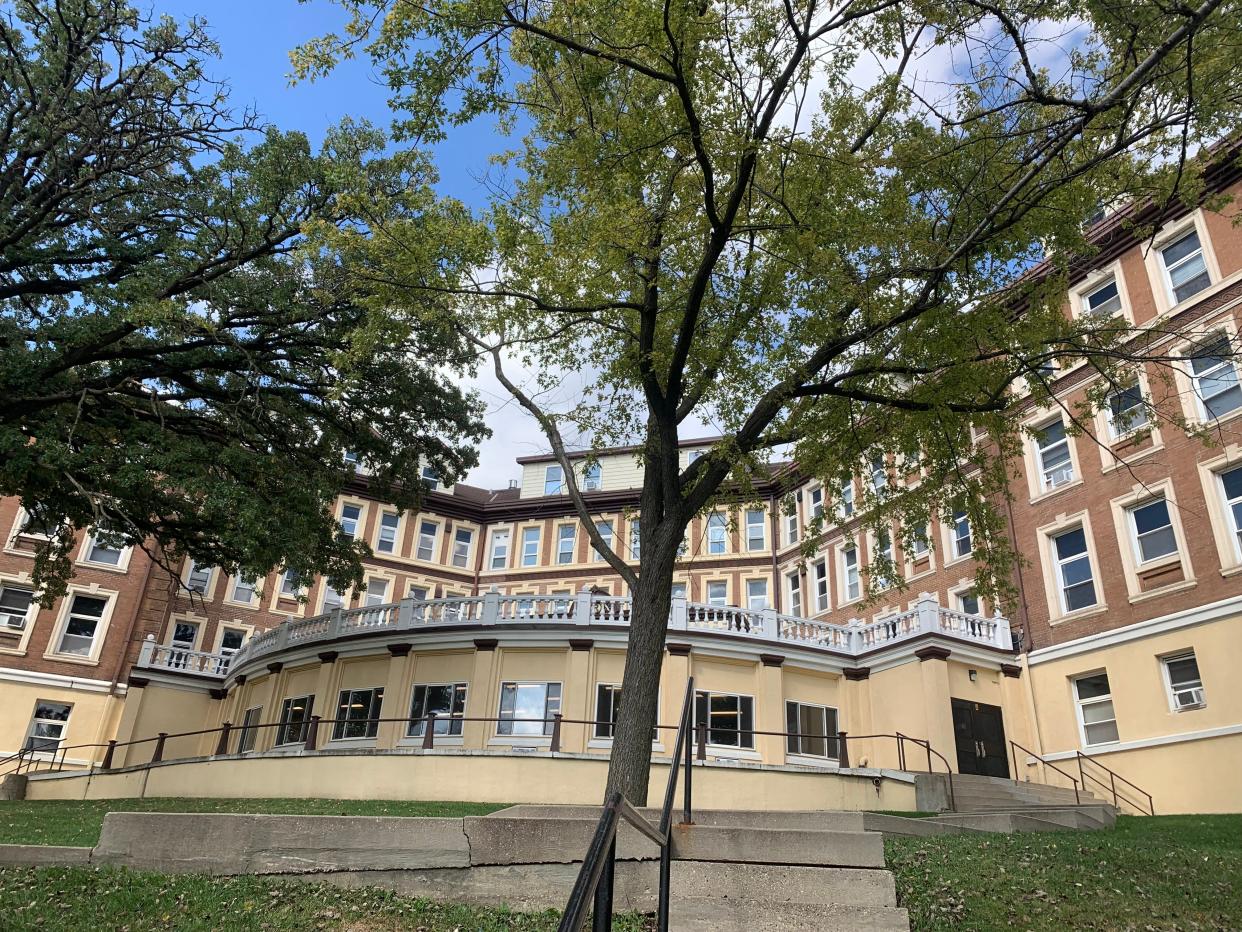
[
  {"left": 1000, "top": 663, "right": 1022, "bottom": 679},
  {"left": 842, "top": 667, "right": 870, "bottom": 681},
  {"left": 915, "top": 646, "right": 951, "bottom": 662},
  {"left": 386, "top": 644, "right": 412, "bottom": 657},
  {"left": 666, "top": 643, "right": 692, "bottom": 657},
  {"left": 318, "top": 651, "right": 339, "bottom": 664},
  {"left": 208, "top": 688, "right": 228, "bottom": 700},
  {"left": 473, "top": 638, "right": 499, "bottom": 652},
  {"left": 568, "top": 639, "right": 594, "bottom": 652},
  {"left": 266, "top": 662, "right": 283, "bottom": 674},
  {"left": 759, "top": 653, "right": 784, "bottom": 667},
  {"left": 128, "top": 676, "right": 149, "bottom": 689}
]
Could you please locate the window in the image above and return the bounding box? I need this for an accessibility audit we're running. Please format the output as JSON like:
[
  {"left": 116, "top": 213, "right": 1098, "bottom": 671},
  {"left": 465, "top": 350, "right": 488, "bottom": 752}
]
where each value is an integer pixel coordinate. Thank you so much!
[
  {"left": 1128, "top": 498, "right": 1177, "bottom": 564},
  {"left": 706, "top": 513, "right": 727, "bottom": 554},
  {"left": 706, "top": 581, "right": 727, "bottom": 606},
  {"left": 813, "top": 559, "right": 829, "bottom": 612},
  {"left": 785, "top": 701, "right": 838, "bottom": 759},
  {"left": 629, "top": 523, "right": 641, "bottom": 560},
  {"left": 782, "top": 496, "right": 798, "bottom": 545},
  {"left": 0, "top": 584, "right": 34, "bottom": 631},
  {"left": 489, "top": 529, "right": 510, "bottom": 570},
  {"left": 170, "top": 620, "right": 199, "bottom": 654},
  {"left": 1219, "top": 466, "right": 1242, "bottom": 558},
  {"left": 687, "top": 449, "right": 705, "bottom": 463},
  {"left": 544, "top": 465, "right": 565, "bottom": 495},
  {"left": 342, "top": 450, "right": 359, "bottom": 466},
  {"left": 219, "top": 628, "right": 245, "bottom": 658},
  {"left": 364, "top": 578, "right": 389, "bottom": 606},
  {"left": 521, "top": 527, "right": 541, "bottom": 566},
  {"left": 452, "top": 528, "right": 473, "bottom": 568},
  {"left": 25, "top": 701, "right": 72, "bottom": 752},
  {"left": 870, "top": 454, "right": 888, "bottom": 497},
  {"left": 1187, "top": 335, "right": 1242, "bottom": 420},
  {"left": 276, "top": 695, "right": 315, "bottom": 745},
  {"left": 841, "top": 547, "right": 860, "bottom": 602},
  {"left": 55, "top": 594, "right": 108, "bottom": 657},
  {"left": 416, "top": 521, "right": 438, "bottom": 562},
  {"left": 333, "top": 687, "right": 385, "bottom": 740},
  {"left": 1052, "top": 527, "right": 1097, "bottom": 614},
  {"left": 238, "top": 706, "right": 262, "bottom": 753},
  {"left": 745, "top": 579, "right": 769, "bottom": 610},
  {"left": 408, "top": 585, "right": 429, "bottom": 600},
  {"left": 497, "top": 682, "right": 561, "bottom": 736},
  {"left": 808, "top": 487, "right": 824, "bottom": 521},
  {"left": 786, "top": 571, "right": 802, "bottom": 615},
  {"left": 421, "top": 465, "right": 440, "bottom": 490},
  {"left": 556, "top": 525, "right": 576, "bottom": 564},
  {"left": 339, "top": 504, "right": 362, "bottom": 540},
  {"left": 1163, "top": 653, "right": 1205, "bottom": 711},
  {"left": 593, "top": 521, "right": 613, "bottom": 562},
  {"left": 956, "top": 590, "right": 980, "bottom": 615},
  {"left": 322, "top": 583, "right": 346, "bottom": 611},
  {"left": 1074, "top": 673, "right": 1118, "bottom": 746},
  {"left": 376, "top": 512, "right": 400, "bottom": 554},
  {"left": 84, "top": 525, "right": 125, "bottom": 566},
  {"left": 739, "top": 509, "right": 764, "bottom": 552},
  {"left": 909, "top": 524, "right": 930, "bottom": 559},
  {"left": 1034, "top": 418, "right": 1074, "bottom": 490},
  {"left": 873, "top": 531, "right": 894, "bottom": 585},
  {"left": 185, "top": 561, "right": 213, "bottom": 594},
  {"left": 694, "top": 691, "right": 754, "bottom": 748},
  {"left": 595, "top": 684, "right": 622, "bottom": 738},
  {"left": 1106, "top": 381, "right": 1148, "bottom": 437},
  {"left": 18, "top": 507, "right": 56, "bottom": 538},
  {"left": 279, "top": 569, "right": 303, "bottom": 598},
  {"left": 408, "top": 683, "right": 468, "bottom": 736},
  {"left": 1082, "top": 277, "right": 1123, "bottom": 317},
  {"left": 952, "top": 511, "right": 972, "bottom": 558},
  {"left": 230, "top": 575, "right": 257, "bottom": 605},
  {"left": 583, "top": 462, "right": 602, "bottom": 491},
  {"left": 838, "top": 478, "right": 855, "bottom": 518},
  {"left": 1159, "top": 228, "right": 1211, "bottom": 304}
]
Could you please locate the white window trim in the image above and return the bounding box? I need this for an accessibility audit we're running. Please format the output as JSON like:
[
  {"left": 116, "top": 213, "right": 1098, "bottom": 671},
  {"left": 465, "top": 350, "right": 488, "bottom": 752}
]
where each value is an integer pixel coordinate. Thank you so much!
[
  {"left": 43, "top": 586, "right": 118, "bottom": 665},
  {"left": 947, "top": 580, "right": 985, "bottom": 617},
  {"left": 743, "top": 576, "right": 770, "bottom": 611},
  {"left": 451, "top": 525, "right": 476, "bottom": 569},
  {"left": 705, "top": 512, "right": 729, "bottom": 555},
  {"left": 544, "top": 465, "right": 566, "bottom": 496},
  {"left": 488, "top": 526, "right": 513, "bottom": 571},
  {"left": 1022, "top": 408, "right": 1083, "bottom": 502},
  {"left": 212, "top": 622, "right": 253, "bottom": 654},
  {"left": 0, "top": 571, "right": 40, "bottom": 655},
  {"left": 402, "top": 681, "right": 469, "bottom": 745},
  {"left": 744, "top": 509, "right": 766, "bottom": 552},
  {"left": 362, "top": 574, "right": 393, "bottom": 607},
  {"left": 1071, "top": 260, "right": 1133, "bottom": 325},
  {"left": 1195, "top": 446, "right": 1242, "bottom": 575},
  {"left": 318, "top": 581, "right": 351, "bottom": 614},
  {"left": 415, "top": 518, "right": 442, "bottom": 563},
  {"left": 1072, "top": 671, "right": 1120, "bottom": 749},
  {"left": 1159, "top": 651, "right": 1206, "bottom": 713},
  {"left": 76, "top": 526, "right": 133, "bottom": 573},
  {"left": 1142, "top": 209, "right": 1222, "bottom": 316},
  {"left": 519, "top": 525, "right": 542, "bottom": 567},
  {"left": 223, "top": 573, "right": 262, "bottom": 610},
  {"left": 374, "top": 510, "right": 403, "bottom": 556},
  {"left": 592, "top": 520, "right": 614, "bottom": 563},
  {"left": 1093, "top": 370, "right": 1165, "bottom": 473},
  {"left": 180, "top": 559, "right": 218, "bottom": 602},
  {"left": 695, "top": 690, "right": 759, "bottom": 753},
  {"left": 1037, "top": 511, "right": 1107, "bottom": 624},
  {"left": 1179, "top": 324, "right": 1242, "bottom": 428},
  {"left": 1107, "top": 481, "right": 1193, "bottom": 604},
  {"left": 837, "top": 542, "right": 861, "bottom": 606},
  {"left": 164, "top": 613, "right": 206, "bottom": 651},
  {"left": 337, "top": 499, "right": 368, "bottom": 543},
  {"left": 555, "top": 524, "right": 577, "bottom": 565}
]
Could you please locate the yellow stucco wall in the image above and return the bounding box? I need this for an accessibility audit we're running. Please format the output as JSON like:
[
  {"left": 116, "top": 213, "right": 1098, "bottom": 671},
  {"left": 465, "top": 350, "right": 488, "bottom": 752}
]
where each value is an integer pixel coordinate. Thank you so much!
[{"left": 0, "top": 681, "right": 124, "bottom": 768}]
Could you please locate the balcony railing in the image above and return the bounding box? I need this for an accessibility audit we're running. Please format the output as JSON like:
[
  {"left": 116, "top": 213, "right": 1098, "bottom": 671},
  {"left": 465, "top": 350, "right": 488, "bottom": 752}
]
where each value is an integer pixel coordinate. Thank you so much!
[{"left": 135, "top": 591, "right": 1013, "bottom": 679}]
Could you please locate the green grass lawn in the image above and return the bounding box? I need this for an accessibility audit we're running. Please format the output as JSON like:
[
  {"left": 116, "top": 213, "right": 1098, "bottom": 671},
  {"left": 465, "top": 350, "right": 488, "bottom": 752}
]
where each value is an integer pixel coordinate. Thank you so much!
[
  {"left": 887, "top": 813, "right": 1242, "bottom": 931},
  {"left": 0, "top": 866, "right": 652, "bottom": 931},
  {"left": 0, "top": 798, "right": 507, "bottom": 847}
]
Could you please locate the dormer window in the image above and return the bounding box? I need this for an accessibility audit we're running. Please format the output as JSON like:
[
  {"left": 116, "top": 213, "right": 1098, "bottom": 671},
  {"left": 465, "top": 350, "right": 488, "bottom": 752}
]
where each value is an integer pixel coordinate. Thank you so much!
[
  {"left": 544, "top": 465, "right": 565, "bottom": 495},
  {"left": 421, "top": 466, "right": 440, "bottom": 490},
  {"left": 342, "top": 450, "right": 359, "bottom": 466},
  {"left": 583, "top": 462, "right": 602, "bottom": 492}
]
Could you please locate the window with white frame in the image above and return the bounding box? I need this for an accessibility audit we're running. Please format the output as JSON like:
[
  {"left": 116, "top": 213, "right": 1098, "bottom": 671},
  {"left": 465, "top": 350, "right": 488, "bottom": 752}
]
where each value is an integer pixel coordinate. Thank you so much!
[
  {"left": 521, "top": 527, "right": 541, "bottom": 566},
  {"left": 785, "top": 701, "right": 838, "bottom": 759},
  {"left": 497, "top": 681, "right": 562, "bottom": 736},
  {"left": 0, "top": 583, "right": 35, "bottom": 631},
  {"left": 238, "top": 706, "right": 262, "bottom": 753},
  {"left": 838, "top": 478, "right": 855, "bottom": 518},
  {"left": 408, "top": 682, "right": 468, "bottom": 736},
  {"left": 869, "top": 454, "right": 888, "bottom": 497},
  {"left": 83, "top": 525, "right": 125, "bottom": 566},
  {"left": 279, "top": 569, "right": 303, "bottom": 598},
  {"left": 808, "top": 487, "right": 824, "bottom": 521},
  {"left": 951, "top": 510, "right": 972, "bottom": 558},
  {"left": 1127, "top": 498, "right": 1178, "bottom": 564},
  {"left": 1052, "top": 526, "right": 1097, "bottom": 614},
  {"left": 416, "top": 521, "right": 438, "bottom": 561},
  {"left": 841, "top": 547, "right": 861, "bottom": 601},
  {"left": 185, "top": 560, "right": 213, "bottom": 594},
  {"left": 1219, "top": 465, "right": 1242, "bottom": 559},
  {"left": 782, "top": 496, "right": 798, "bottom": 545},
  {"left": 629, "top": 523, "right": 641, "bottom": 560},
  {"left": 1159, "top": 228, "right": 1212, "bottom": 304},
  {"left": 593, "top": 521, "right": 613, "bottom": 562},
  {"left": 230, "top": 575, "right": 257, "bottom": 605},
  {"left": 1186, "top": 334, "right": 1242, "bottom": 420},
  {"left": 745, "top": 509, "right": 765, "bottom": 551},
  {"left": 452, "top": 528, "right": 473, "bottom": 568},
  {"left": 909, "top": 524, "right": 930, "bottom": 559},
  {"left": 694, "top": 691, "right": 754, "bottom": 748},
  {"left": 18, "top": 507, "right": 56, "bottom": 538},
  {"left": 276, "top": 695, "right": 315, "bottom": 745},
  {"left": 583, "top": 462, "right": 602, "bottom": 492},
  {"left": 342, "top": 449, "right": 359, "bottom": 466},
  {"left": 706, "top": 513, "right": 727, "bottom": 554},
  {"left": 813, "top": 559, "right": 829, "bottom": 611},
  {"left": 1074, "top": 673, "right": 1118, "bottom": 746},
  {"left": 1082, "top": 277, "right": 1123, "bottom": 317},
  {"left": 956, "top": 589, "right": 981, "bottom": 615},
  {"left": 873, "top": 530, "right": 895, "bottom": 587},
  {"left": 339, "top": 504, "right": 362, "bottom": 540},
  {"left": 745, "top": 578, "right": 769, "bottom": 611},
  {"left": 376, "top": 512, "right": 400, "bottom": 554},
  {"left": 333, "top": 687, "right": 385, "bottom": 739},
  {"left": 1034, "top": 418, "right": 1074, "bottom": 490},
  {"left": 420, "top": 465, "right": 440, "bottom": 489},
  {"left": 55, "top": 593, "right": 108, "bottom": 657},
  {"left": 24, "top": 700, "right": 71, "bottom": 752},
  {"left": 1163, "top": 653, "right": 1205, "bottom": 711},
  {"left": 219, "top": 628, "right": 246, "bottom": 658},
  {"left": 322, "top": 583, "right": 346, "bottom": 611},
  {"left": 556, "top": 525, "right": 576, "bottom": 564},
  {"left": 786, "top": 570, "right": 802, "bottom": 615},
  {"left": 594, "top": 683, "right": 622, "bottom": 738},
  {"left": 408, "top": 585, "right": 429, "bottom": 600},
  {"left": 169, "top": 620, "right": 199, "bottom": 655},
  {"left": 1106, "top": 380, "right": 1149, "bottom": 438},
  {"left": 706, "top": 581, "right": 727, "bottom": 606},
  {"left": 363, "top": 578, "right": 389, "bottom": 606},
  {"left": 489, "top": 529, "right": 510, "bottom": 570},
  {"left": 544, "top": 465, "right": 565, "bottom": 495}
]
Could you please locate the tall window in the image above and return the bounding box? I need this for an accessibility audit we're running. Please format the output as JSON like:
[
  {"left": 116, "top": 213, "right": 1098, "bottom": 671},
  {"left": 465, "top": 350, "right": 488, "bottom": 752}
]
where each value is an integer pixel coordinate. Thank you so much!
[
  {"left": 909, "top": 524, "right": 930, "bottom": 559},
  {"left": 322, "top": 583, "right": 346, "bottom": 611},
  {"left": 956, "top": 589, "right": 980, "bottom": 615},
  {"left": 237, "top": 706, "right": 262, "bottom": 753},
  {"left": 745, "top": 579, "right": 768, "bottom": 610},
  {"left": 782, "top": 496, "right": 798, "bottom": 545},
  {"left": 219, "top": 628, "right": 246, "bottom": 659},
  {"left": 1159, "top": 228, "right": 1211, "bottom": 304},
  {"left": 1128, "top": 498, "right": 1178, "bottom": 564},
  {"left": 1187, "top": 335, "right": 1242, "bottom": 420},
  {"left": 1163, "top": 653, "right": 1206, "bottom": 711},
  {"left": 333, "top": 687, "right": 384, "bottom": 740},
  {"left": 838, "top": 478, "right": 855, "bottom": 518},
  {"left": 186, "top": 561, "right": 213, "bottom": 594},
  {"left": 786, "top": 571, "right": 802, "bottom": 615},
  {"left": 583, "top": 462, "right": 602, "bottom": 491},
  {"left": 1074, "top": 673, "right": 1118, "bottom": 746},
  {"left": 785, "top": 701, "right": 838, "bottom": 759},
  {"left": 84, "top": 525, "right": 125, "bottom": 566},
  {"left": 694, "top": 691, "right": 754, "bottom": 748},
  {"left": 24, "top": 701, "right": 71, "bottom": 752},
  {"left": 1052, "top": 527, "right": 1097, "bottom": 613},
  {"left": 421, "top": 465, "right": 440, "bottom": 489},
  {"left": 544, "top": 465, "right": 565, "bottom": 495},
  {"left": 629, "top": 523, "right": 641, "bottom": 560},
  {"left": 1034, "top": 418, "right": 1074, "bottom": 490},
  {"left": 376, "top": 512, "right": 400, "bottom": 554},
  {"left": 276, "top": 695, "right": 315, "bottom": 745},
  {"left": 556, "top": 525, "right": 576, "bottom": 564},
  {"left": 497, "top": 682, "right": 562, "bottom": 736},
  {"left": 594, "top": 684, "right": 622, "bottom": 738},
  {"left": 873, "top": 531, "right": 894, "bottom": 587},
  {"left": 593, "top": 521, "right": 613, "bottom": 562},
  {"left": 409, "top": 683, "right": 468, "bottom": 736},
  {"left": 951, "top": 511, "right": 972, "bottom": 557},
  {"left": 813, "top": 559, "right": 829, "bottom": 612},
  {"left": 55, "top": 594, "right": 108, "bottom": 656},
  {"left": 706, "top": 581, "right": 727, "bottom": 606},
  {"left": 1219, "top": 466, "right": 1242, "bottom": 559},
  {"left": 230, "top": 575, "right": 257, "bottom": 605},
  {"left": 339, "top": 504, "right": 362, "bottom": 540},
  {"left": 451, "top": 528, "right": 473, "bottom": 568},
  {"left": 416, "top": 521, "right": 438, "bottom": 561},
  {"left": 279, "top": 569, "right": 303, "bottom": 598},
  {"left": 489, "top": 529, "right": 510, "bottom": 570},
  {"left": 1082, "top": 277, "right": 1123, "bottom": 317},
  {"left": 745, "top": 509, "right": 765, "bottom": 551},
  {"left": 364, "top": 578, "right": 389, "bottom": 606},
  {"left": 706, "top": 513, "right": 727, "bottom": 554},
  {"left": 869, "top": 454, "right": 888, "bottom": 497},
  {"left": 521, "top": 527, "right": 541, "bottom": 566},
  {"left": 808, "top": 487, "right": 824, "bottom": 521},
  {"left": 0, "top": 584, "right": 35, "bottom": 631},
  {"left": 170, "top": 620, "right": 199, "bottom": 656},
  {"left": 1106, "top": 381, "right": 1148, "bottom": 438},
  {"left": 841, "top": 547, "right": 860, "bottom": 602}
]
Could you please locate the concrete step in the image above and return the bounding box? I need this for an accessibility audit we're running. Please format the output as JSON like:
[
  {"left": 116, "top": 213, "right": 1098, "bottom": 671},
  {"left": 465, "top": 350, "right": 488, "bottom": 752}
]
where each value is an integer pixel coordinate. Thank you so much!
[
  {"left": 489, "top": 805, "right": 865, "bottom": 831},
  {"left": 670, "top": 824, "right": 885, "bottom": 867},
  {"left": 932, "top": 805, "right": 1115, "bottom": 829},
  {"left": 672, "top": 861, "right": 897, "bottom": 907},
  {"left": 925, "top": 812, "right": 1081, "bottom": 834},
  {"left": 670, "top": 899, "right": 909, "bottom": 931}
]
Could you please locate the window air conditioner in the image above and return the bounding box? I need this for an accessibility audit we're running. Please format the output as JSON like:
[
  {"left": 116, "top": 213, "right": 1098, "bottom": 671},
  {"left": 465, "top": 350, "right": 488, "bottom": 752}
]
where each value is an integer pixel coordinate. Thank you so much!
[
  {"left": 0, "top": 612, "right": 27, "bottom": 631},
  {"left": 1173, "top": 687, "right": 1205, "bottom": 710}
]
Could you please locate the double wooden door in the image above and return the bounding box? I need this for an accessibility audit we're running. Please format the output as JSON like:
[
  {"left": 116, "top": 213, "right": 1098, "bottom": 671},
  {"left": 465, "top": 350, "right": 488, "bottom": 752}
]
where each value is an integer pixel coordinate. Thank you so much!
[{"left": 951, "top": 699, "right": 1010, "bottom": 777}]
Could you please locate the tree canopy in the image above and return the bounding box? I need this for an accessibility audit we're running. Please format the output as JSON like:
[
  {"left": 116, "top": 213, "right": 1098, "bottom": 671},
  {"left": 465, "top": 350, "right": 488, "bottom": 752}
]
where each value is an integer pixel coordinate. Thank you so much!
[{"left": 0, "top": 0, "right": 487, "bottom": 600}]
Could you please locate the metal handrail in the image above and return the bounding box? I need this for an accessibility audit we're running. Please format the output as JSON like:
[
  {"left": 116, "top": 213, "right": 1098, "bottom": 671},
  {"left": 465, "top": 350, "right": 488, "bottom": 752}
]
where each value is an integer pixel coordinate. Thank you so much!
[
  {"left": 1009, "top": 740, "right": 1082, "bottom": 804},
  {"left": 1075, "top": 750, "right": 1155, "bottom": 815}
]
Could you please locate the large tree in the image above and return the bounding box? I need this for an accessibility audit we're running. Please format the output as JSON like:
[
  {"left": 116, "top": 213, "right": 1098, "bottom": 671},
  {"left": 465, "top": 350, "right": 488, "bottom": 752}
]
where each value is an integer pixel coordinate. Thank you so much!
[
  {"left": 299, "top": 0, "right": 1242, "bottom": 802},
  {"left": 0, "top": 0, "right": 486, "bottom": 600}
]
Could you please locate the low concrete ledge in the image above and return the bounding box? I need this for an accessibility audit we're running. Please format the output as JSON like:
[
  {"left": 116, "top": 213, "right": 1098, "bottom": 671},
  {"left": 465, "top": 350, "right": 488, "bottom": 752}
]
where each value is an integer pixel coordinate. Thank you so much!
[
  {"left": 0, "top": 844, "right": 93, "bottom": 867},
  {"left": 464, "top": 815, "right": 661, "bottom": 865}
]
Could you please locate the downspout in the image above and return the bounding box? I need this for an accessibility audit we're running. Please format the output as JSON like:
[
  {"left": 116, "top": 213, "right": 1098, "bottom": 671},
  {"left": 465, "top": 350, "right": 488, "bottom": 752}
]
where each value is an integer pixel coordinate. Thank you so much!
[
  {"left": 769, "top": 490, "right": 782, "bottom": 613},
  {"left": 109, "top": 546, "right": 158, "bottom": 697}
]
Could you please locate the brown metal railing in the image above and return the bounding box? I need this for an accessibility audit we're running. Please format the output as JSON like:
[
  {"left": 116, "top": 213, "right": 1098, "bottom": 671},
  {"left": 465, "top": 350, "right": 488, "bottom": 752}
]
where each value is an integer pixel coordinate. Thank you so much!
[
  {"left": 1008, "top": 740, "right": 1082, "bottom": 804},
  {"left": 1075, "top": 751, "right": 1155, "bottom": 815}
]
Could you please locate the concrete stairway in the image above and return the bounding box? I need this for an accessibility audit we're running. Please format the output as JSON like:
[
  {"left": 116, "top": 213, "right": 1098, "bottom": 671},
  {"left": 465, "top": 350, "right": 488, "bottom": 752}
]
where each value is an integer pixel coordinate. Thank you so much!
[{"left": 918, "top": 772, "right": 1107, "bottom": 812}]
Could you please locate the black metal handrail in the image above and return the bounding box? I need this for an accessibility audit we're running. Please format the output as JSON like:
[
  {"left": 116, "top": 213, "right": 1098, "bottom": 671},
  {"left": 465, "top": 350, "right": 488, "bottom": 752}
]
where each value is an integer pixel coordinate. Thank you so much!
[
  {"left": 1075, "top": 751, "right": 1155, "bottom": 815},
  {"left": 558, "top": 676, "right": 696, "bottom": 932},
  {"left": 1009, "top": 739, "right": 1081, "bottom": 803}
]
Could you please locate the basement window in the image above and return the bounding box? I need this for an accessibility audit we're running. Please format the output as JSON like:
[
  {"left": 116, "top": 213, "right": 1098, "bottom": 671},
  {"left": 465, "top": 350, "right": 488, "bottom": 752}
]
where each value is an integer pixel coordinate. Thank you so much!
[{"left": 694, "top": 691, "right": 755, "bottom": 749}]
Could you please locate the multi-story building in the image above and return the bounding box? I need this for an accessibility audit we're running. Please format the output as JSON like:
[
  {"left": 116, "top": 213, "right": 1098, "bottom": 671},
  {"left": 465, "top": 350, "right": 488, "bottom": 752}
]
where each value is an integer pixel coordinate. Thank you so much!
[{"left": 3, "top": 164, "right": 1241, "bottom": 814}]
